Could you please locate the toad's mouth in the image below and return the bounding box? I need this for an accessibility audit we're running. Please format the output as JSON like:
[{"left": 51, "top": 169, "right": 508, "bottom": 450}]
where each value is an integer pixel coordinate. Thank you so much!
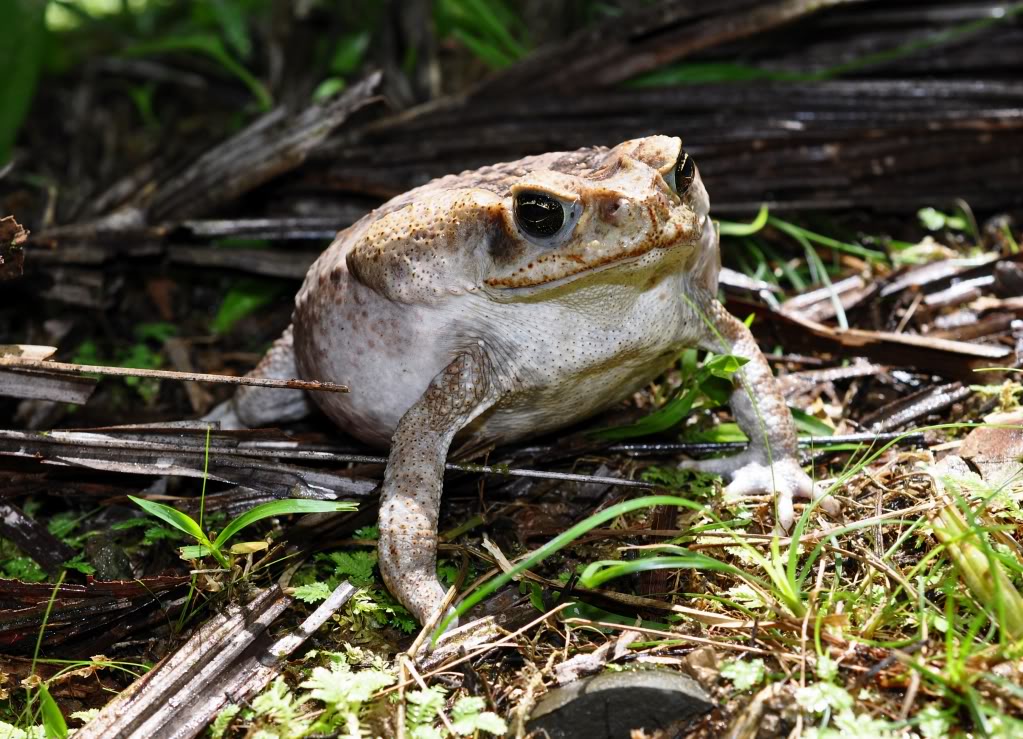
[{"left": 484, "top": 214, "right": 715, "bottom": 292}]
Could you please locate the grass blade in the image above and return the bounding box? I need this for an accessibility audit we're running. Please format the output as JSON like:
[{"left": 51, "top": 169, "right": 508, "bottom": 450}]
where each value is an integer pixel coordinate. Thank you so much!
[
  {"left": 436, "top": 495, "right": 707, "bottom": 639},
  {"left": 123, "top": 34, "right": 271, "bottom": 110},
  {"left": 929, "top": 499, "right": 1023, "bottom": 641},
  {"left": 38, "top": 683, "right": 67, "bottom": 739},
  {"left": 579, "top": 551, "right": 753, "bottom": 589},
  {"left": 211, "top": 499, "right": 357, "bottom": 549},
  {"left": 128, "top": 495, "right": 207, "bottom": 544},
  {"left": 719, "top": 204, "right": 769, "bottom": 237}
]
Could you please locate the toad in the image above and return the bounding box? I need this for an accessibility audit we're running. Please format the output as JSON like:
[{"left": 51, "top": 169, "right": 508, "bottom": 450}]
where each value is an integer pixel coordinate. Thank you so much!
[{"left": 221, "top": 135, "right": 833, "bottom": 625}]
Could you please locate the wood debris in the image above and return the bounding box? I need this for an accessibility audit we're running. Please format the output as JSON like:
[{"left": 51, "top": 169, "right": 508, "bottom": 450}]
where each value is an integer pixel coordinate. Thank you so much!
[{"left": 77, "top": 582, "right": 356, "bottom": 739}]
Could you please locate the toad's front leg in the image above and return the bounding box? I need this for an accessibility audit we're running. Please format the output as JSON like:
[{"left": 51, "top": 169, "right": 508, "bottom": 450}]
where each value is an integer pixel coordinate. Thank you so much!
[
  {"left": 378, "top": 347, "right": 500, "bottom": 626},
  {"left": 681, "top": 295, "right": 838, "bottom": 530}
]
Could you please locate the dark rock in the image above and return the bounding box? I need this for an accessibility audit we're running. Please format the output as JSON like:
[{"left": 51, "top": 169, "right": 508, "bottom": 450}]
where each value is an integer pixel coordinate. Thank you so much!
[{"left": 527, "top": 668, "right": 714, "bottom": 738}]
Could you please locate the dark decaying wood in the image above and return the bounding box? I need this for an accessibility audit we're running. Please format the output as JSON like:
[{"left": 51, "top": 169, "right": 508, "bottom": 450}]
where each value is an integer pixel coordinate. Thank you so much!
[
  {"left": 737, "top": 301, "right": 1012, "bottom": 383},
  {"left": 0, "top": 426, "right": 657, "bottom": 503},
  {"left": 471, "top": 0, "right": 864, "bottom": 95},
  {"left": 76, "top": 582, "right": 356, "bottom": 739},
  {"left": 0, "top": 368, "right": 96, "bottom": 404},
  {"left": 0, "top": 576, "right": 189, "bottom": 652},
  {"left": 10, "top": 0, "right": 1022, "bottom": 253},
  {"left": 0, "top": 503, "right": 76, "bottom": 576},
  {"left": 0, "top": 428, "right": 378, "bottom": 500},
  {"left": 315, "top": 79, "right": 1023, "bottom": 214},
  {"left": 859, "top": 382, "right": 974, "bottom": 432}
]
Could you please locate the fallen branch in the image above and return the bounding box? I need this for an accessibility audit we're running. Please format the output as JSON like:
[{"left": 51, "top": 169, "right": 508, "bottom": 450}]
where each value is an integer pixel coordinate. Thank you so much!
[{"left": 0, "top": 356, "right": 348, "bottom": 394}]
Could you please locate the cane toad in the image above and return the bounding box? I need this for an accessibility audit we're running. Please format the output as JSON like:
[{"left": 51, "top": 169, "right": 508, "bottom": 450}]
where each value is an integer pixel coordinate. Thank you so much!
[{"left": 224, "top": 135, "right": 832, "bottom": 625}]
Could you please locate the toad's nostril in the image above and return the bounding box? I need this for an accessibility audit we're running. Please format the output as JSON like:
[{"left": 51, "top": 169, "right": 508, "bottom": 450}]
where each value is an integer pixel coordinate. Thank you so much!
[{"left": 603, "top": 197, "right": 631, "bottom": 224}]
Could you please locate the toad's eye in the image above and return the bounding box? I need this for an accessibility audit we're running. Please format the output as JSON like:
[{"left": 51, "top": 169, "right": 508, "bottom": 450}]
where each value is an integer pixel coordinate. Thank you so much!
[
  {"left": 514, "top": 192, "right": 565, "bottom": 238},
  {"left": 669, "top": 148, "right": 696, "bottom": 196}
]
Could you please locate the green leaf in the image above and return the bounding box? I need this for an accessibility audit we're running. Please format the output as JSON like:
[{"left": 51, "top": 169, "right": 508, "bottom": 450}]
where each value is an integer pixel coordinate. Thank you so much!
[
  {"left": 2, "top": 555, "right": 46, "bottom": 582},
  {"left": 330, "top": 31, "right": 370, "bottom": 74},
  {"left": 918, "top": 206, "right": 946, "bottom": 231},
  {"left": 685, "top": 421, "right": 748, "bottom": 443},
  {"left": 451, "top": 696, "right": 508, "bottom": 734},
  {"left": 457, "top": 0, "right": 525, "bottom": 58},
  {"left": 918, "top": 206, "right": 968, "bottom": 233},
  {"left": 471, "top": 712, "right": 508, "bottom": 734},
  {"left": 209, "top": 0, "right": 252, "bottom": 60},
  {"left": 209, "top": 705, "right": 240, "bottom": 739},
  {"left": 61, "top": 554, "right": 95, "bottom": 576},
  {"left": 210, "top": 279, "right": 283, "bottom": 335},
  {"left": 767, "top": 216, "right": 887, "bottom": 264},
  {"left": 702, "top": 353, "right": 749, "bottom": 378},
  {"left": 593, "top": 386, "right": 700, "bottom": 440},
  {"left": 38, "top": 683, "right": 68, "bottom": 739},
  {"left": 142, "top": 525, "right": 185, "bottom": 545},
  {"left": 128, "top": 496, "right": 207, "bottom": 544},
  {"left": 212, "top": 499, "right": 357, "bottom": 549},
  {"left": 293, "top": 582, "right": 333, "bottom": 604},
  {"left": 0, "top": 0, "right": 46, "bottom": 166},
  {"left": 721, "top": 658, "right": 766, "bottom": 691},
  {"left": 696, "top": 375, "right": 734, "bottom": 406},
  {"left": 451, "top": 27, "right": 514, "bottom": 68},
  {"left": 133, "top": 322, "right": 178, "bottom": 343},
  {"left": 593, "top": 354, "right": 747, "bottom": 440},
  {"left": 179, "top": 544, "right": 213, "bottom": 560},
  {"left": 790, "top": 408, "right": 835, "bottom": 438},
  {"left": 313, "top": 77, "right": 345, "bottom": 101},
  {"left": 325, "top": 550, "right": 376, "bottom": 585},
  {"left": 436, "top": 0, "right": 527, "bottom": 68}
]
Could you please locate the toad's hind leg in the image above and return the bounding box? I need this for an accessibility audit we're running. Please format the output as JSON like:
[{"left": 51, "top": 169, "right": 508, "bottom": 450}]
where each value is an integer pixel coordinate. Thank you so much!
[
  {"left": 206, "top": 325, "right": 313, "bottom": 428},
  {"left": 378, "top": 346, "right": 500, "bottom": 626}
]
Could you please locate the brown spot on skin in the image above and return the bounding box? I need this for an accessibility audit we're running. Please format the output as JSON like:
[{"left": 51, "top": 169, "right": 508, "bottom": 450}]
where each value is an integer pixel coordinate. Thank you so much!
[{"left": 485, "top": 211, "right": 525, "bottom": 265}]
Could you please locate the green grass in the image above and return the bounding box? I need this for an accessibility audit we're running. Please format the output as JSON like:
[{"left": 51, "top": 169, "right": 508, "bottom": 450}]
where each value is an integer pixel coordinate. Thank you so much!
[{"left": 434, "top": 0, "right": 529, "bottom": 68}]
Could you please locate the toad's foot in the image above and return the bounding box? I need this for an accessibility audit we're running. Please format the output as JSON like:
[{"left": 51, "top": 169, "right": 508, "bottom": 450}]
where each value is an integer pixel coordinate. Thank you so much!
[{"left": 679, "top": 453, "right": 837, "bottom": 531}]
